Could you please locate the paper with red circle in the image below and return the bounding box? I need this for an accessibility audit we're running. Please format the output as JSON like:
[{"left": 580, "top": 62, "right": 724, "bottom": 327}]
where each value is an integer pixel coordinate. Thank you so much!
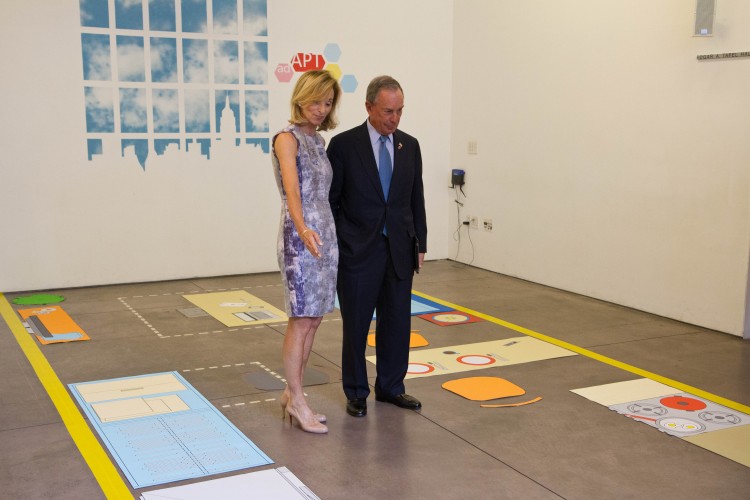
[
  {"left": 660, "top": 395, "right": 707, "bottom": 411},
  {"left": 406, "top": 363, "right": 435, "bottom": 375},
  {"left": 366, "top": 337, "right": 577, "bottom": 379},
  {"left": 418, "top": 310, "right": 482, "bottom": 326},
  {"left": 456, "top": 354, "right": 495, "bottom": 366}
]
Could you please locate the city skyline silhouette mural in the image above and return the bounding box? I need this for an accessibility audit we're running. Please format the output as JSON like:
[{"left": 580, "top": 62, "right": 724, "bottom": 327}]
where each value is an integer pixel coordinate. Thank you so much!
[{"left": 80, "top": 0, "right": 269, "bottom": 170}]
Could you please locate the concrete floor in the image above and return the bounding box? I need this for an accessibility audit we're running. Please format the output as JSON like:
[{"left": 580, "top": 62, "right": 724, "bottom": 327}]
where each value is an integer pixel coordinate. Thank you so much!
[{"left": 1, "top": 260, "right": 749, "bottom": 499}]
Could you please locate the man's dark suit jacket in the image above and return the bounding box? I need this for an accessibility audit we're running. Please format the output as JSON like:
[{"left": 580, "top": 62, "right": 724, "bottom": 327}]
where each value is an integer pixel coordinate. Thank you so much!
[{"left": 328, "top": 121, "right": 427, "bottom": 277}]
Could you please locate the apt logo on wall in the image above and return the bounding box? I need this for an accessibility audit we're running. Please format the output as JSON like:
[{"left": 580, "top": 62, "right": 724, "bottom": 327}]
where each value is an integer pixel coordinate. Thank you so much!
[{"left": 274, "top": 44, "right": 358, "bottom": 93}]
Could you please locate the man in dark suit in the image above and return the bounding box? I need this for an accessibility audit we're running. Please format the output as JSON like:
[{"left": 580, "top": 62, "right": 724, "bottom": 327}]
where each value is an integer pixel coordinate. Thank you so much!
[{"left": 327, "top": 75, "right": 427, "bottom": 417}]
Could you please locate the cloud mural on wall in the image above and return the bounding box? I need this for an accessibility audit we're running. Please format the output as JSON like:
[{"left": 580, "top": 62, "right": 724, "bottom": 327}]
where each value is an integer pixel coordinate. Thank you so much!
[
  {"left": 183, "top": 39, "right": 209, "bottom": 83},
  {"left": 117, "top": 36, "right": 146, "bottom": 82},
  {"left": 184, "top": 89, "right": 211, "bottom": 133},
  {"left": 149, "top": 0, "right": 176, "bottom": 31},
  {"left": 215, "top": 90, "right": 240, "bottom": 133},
  {"left": 85, "top": 86, "right": 115, "bottom": 133},
  {"left": 214, "top": 41, "right": 240, "bottom": 84},
  {"left": 243, "top": 0, "right": 267, "bottom": 36},
  {"left": 80, "top": 0, "right": 109, "bottom": 28},
  {"left": 153, "top": 89, "right": 180, "bottom": 133},
  {"left": 120, "top": 88, "right": 148, "bottom": 133},
  {"left": 115, "top": 0, "right": 144, "bottom": 30},
  {"left": 213, "top": 0, "right": 238, "bottom": 34},
  {"left": 244, "top": 41, "right": 267, "bottom": 84},
  {"left": 81, "top": 34, "right": 111, "bottom": 81},
  {"left": 80, "top": 0, "right": 269, "bottom": 169},
  {"left": 245, "top": 90, "right": 268, "bottom": 133},
  {"left": 150, "top": 37, "right": 178, "bottom": 82}
]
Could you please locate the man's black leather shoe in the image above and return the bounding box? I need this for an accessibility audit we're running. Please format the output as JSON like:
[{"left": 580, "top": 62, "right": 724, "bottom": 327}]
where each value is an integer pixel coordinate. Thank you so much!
[
  {"left": 346, "top": 398, "right": 367, "bottom": 417},
  {"left": 375, "top": 393, "right": 422, "bottom": 410}
]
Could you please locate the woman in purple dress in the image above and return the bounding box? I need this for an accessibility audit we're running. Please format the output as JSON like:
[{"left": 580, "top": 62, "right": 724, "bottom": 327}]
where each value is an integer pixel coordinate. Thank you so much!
[{"left": 272, "top": 70, "right": 341, "bottom": 434}]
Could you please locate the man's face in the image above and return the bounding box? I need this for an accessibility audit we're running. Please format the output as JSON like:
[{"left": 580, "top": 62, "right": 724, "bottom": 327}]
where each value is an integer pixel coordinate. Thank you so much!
[{"left": 366, "top": 88, "right": 404, "bottom": 136}]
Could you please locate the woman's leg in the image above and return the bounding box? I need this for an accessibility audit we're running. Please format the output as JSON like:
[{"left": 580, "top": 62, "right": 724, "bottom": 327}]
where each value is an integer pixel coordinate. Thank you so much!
[
  {"left": 282, "top": 316, "right": 327, "bottom": 432},
  {"left": 300, "top": 316, "right": 323, "bottom": 380}
]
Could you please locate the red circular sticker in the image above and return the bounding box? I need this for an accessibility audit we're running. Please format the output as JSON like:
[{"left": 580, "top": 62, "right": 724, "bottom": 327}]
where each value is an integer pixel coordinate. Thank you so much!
[
  {"left": 407, "top": 363, "right": 435, "bottom": 374},
  {"left": 456, "top": 355, "right": 496, "bottom": 366},
  {"left": 660, "top": 396, "right": 707, "bottom": 411}
]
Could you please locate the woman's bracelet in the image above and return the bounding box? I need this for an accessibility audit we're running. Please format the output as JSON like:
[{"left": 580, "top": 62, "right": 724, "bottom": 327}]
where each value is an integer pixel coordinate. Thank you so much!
[{"left": 300, "top": 228, "right": 310, "bottom": 239}]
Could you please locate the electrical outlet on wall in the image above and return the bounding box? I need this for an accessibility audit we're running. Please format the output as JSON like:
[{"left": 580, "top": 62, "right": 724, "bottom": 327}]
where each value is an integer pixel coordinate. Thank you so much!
[
  {"left": 469, "top": 216, "right": 478, "bottom": 229},
  {"left": 483, "top": 218, "right": 493, "bottom": 232}
]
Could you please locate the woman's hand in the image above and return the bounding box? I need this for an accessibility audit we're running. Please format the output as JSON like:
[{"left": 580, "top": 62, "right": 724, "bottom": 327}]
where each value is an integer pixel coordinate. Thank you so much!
[{"left": 300, "top": 228, "right": 323, "bottom": 259}]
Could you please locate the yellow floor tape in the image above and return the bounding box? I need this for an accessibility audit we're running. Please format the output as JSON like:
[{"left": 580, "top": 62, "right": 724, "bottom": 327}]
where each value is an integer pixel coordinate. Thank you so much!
[
  {"left": 412, "top": 290, "right": 750, "bottom": 415},
  {"left": 0, "top": 293, "right": 133, "bottom": 500}
]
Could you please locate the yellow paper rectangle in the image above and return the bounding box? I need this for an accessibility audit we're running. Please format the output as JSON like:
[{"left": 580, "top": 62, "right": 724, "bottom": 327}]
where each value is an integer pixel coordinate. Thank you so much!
[
  {"left": 77, "top": 373, "right": 186, "bottom": 403},
  {"left": 571, "top": 378, "right": 678, "bottom": 407},
  {"left": 683, "top": 425, "right": 750, "bottom": 468},
  {"left": 367, "top": 337, "right": 576, "bottom": 379},
  {"left": 92, "top": 394, "right": 189, "bottom": 422},
  {"left": 182, "top": 291, "right": 287, "bottom": 327}
]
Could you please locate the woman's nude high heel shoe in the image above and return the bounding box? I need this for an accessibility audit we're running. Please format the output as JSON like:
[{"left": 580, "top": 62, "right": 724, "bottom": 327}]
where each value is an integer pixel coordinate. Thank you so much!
[
  {"left": 285, "top": 406, "right": 328, "bottom": 434},
  {"left": 280, "top": 389, "right": 327, "bottom": 423}
]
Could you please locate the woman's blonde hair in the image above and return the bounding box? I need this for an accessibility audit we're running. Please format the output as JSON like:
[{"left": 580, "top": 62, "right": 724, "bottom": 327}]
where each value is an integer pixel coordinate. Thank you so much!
[{"left": 289, "top": 70, "right": 341, "bottom": 131}]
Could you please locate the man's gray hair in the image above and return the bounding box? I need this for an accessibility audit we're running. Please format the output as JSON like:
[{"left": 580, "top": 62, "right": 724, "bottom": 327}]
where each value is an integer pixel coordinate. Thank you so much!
[{"left": 366, "top": 75, "right": 403, "bottom": 104}]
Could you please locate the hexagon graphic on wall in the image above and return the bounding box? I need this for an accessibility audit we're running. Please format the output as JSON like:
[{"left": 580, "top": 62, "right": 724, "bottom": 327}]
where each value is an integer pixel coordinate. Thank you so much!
[
  {"left": 325, "top": 63, "right": 342, "bottom": 81},
  {"left": 341, "top": 74, "right": 358, "bottom": 93},
  {"left": 275, "top": 63, "right": 294, "bottom": 82},
  {"left": 323, "top": 43, "right": 342, "bottom": 63}
]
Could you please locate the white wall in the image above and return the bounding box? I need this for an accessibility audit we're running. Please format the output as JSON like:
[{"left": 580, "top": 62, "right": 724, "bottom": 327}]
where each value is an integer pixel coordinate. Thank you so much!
[
  {"left": 0, "top": 0, "right": 453, "bottom": 291},
  {"left": 4, "top": 0, "right": 747, "bottom": 338},
  {"left": 450, "top": 0, "right": 750, "bottom": 336}
]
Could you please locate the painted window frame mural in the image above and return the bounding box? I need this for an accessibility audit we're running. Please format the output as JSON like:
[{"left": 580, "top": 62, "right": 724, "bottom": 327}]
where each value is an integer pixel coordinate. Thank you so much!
[{"left": 80, "top": 0, "right": 270, "bottom": 169}]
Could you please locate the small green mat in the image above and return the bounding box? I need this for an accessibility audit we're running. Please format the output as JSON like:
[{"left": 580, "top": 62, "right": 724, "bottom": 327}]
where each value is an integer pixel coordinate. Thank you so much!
[{"left": 12, "top": 294, "right": 65, "bottom": 305}]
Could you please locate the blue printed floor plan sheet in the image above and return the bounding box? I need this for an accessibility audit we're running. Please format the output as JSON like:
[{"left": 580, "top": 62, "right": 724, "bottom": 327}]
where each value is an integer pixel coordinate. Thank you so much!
[
  {"left": 335, "top": 292, "right": 453, "bottom": 319},
  {"left": 409, "top": 294, "right": 454, "bottom": 315},
  {"left": 69, "top": 372, "right": 273, "bottom": 488}
]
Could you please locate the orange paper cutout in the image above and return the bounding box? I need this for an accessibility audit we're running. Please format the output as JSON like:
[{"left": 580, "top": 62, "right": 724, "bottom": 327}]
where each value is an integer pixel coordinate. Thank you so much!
[
  {"left": 368, "top": 330, "right": 428, "bottom": 348},
  {"left": 18, "top": 306, "right": 90, "bottom": 344},
  {"left": 442, "top": 376, "right": 525, "bottom": 401},
  {"left": 480, "top": 397, "right": 543, "bottom": 408}
]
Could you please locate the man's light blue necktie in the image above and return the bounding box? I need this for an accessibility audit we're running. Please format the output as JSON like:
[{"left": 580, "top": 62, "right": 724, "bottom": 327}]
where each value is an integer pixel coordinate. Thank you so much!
[
  {"left": 378, "top": 135, "right": 392, "bottom": 200},
  {"left": 378, "top": 135, "right": 393, "bottom": 236}
]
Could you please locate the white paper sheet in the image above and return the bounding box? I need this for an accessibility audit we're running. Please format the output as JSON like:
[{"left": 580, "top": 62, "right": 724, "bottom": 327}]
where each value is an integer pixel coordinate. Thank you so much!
[{"left": 139, "top": 467, "right": 319, "bottom": 500}]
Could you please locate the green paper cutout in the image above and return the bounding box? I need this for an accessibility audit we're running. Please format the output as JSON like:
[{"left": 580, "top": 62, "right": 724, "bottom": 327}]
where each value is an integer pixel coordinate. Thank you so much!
[{"left": 12, "top": 294, "right": 65, "bottom": 305}]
